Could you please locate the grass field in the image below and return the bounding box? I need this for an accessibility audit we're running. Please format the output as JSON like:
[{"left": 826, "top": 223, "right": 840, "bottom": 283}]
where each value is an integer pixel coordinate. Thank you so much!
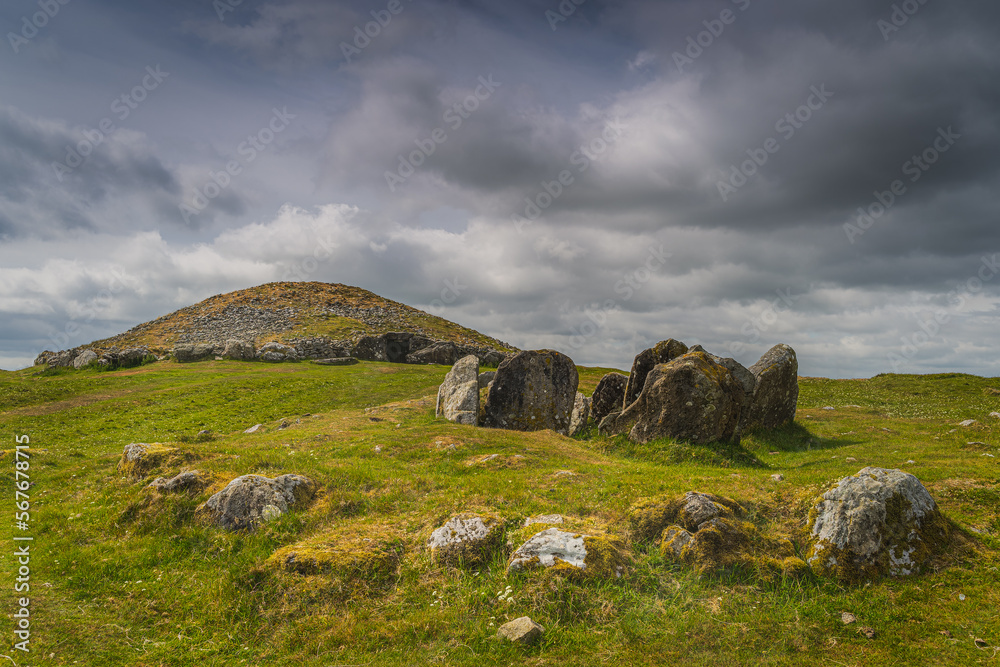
[{"left": 1, "top": 361, "right": 998, "bottom": 666}]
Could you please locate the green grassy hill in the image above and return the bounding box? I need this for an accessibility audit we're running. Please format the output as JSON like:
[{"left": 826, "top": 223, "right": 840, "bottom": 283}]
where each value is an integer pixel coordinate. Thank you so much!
[{"left": 1, "top": 363, "right": 999, "bottom": 665}]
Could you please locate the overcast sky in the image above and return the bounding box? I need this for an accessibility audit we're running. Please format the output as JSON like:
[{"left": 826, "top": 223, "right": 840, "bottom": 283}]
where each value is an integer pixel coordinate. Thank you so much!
[{"left": 1, "top": 0, "right": 998, "bottom": 378}]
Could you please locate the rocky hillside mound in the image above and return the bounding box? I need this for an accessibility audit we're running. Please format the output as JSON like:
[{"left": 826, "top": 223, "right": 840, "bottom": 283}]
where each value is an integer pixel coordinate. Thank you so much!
[{"left": 35, "top": 281, "right": 517, "bottom": 368}]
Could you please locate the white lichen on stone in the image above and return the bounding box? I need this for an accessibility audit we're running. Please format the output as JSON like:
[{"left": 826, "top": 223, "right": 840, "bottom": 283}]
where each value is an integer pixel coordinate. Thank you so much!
[{"left": 508, "top": 527, "right": 587, "bottom": 571}]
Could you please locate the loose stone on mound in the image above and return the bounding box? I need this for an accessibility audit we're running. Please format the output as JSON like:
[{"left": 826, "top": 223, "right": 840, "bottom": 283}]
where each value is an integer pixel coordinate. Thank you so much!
[
  {"left": 117, "top": 443, "right": 177, "bottom": 479},
  {"left": 436, "top": 354, "right": 480, "bottom": 425},
  {"left": 148, "top": 470, "right": 209, "bottom": 494},
  {"left": 199, "top": 473, "right": 317, "bottom": 531},
  {"left": 497, "top": 617, "right": 545, "bottom": 645},
  {"left": 428, "top": 513, "right": 504, "bottom": 566},
  {"left": 483, "top": 350, "right": 579, "bottom": 435},
  {"left": 806, "top": 467, "right": 949, "bottom": 580}
]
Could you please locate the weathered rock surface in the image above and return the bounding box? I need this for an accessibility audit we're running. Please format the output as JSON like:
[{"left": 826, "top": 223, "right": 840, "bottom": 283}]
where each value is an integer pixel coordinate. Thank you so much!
[
  {"left": 200, "top": 473, "right": 317, "bottom": 531},
  {"left": 591, "top": 372, "right": 628, "bottom": 424},
  {"left": 482, "top": 350, "right": 579, "bottom": 436},
  {"left": 507, "top": 527, "right": 629, "bottom": 577},
  {"left": 406, "top": 341, "right": 464, "bottom": 365},
  {"left": 477, "top": 370, "right": 496, "bottom": 389},
  {"left": 569, "top": 392, "right": 590, "bottom": 436},
  {"left": 173, "top": 343, "right": 216, "bottom": 363},
  {"left": 744, "top": 343, "right": 799, "bottom": 429},
  {"left": 497, "top": 617, "right": 545, "bottom": 645},
  {"left": 427, "top": 513, "right": 504, "bottom": 566},
  {"left": 257, "top": 341, "right": 298, "bottom": 362},
  {"left": 524, "top": 514, "right": 564, "bottom": 527},
  {"left": 73, "top": 349, "right": 98, "bottom": 369},
  {"left": 436, "top": 355, "right": 480, "bottom": 425},
  {"left": 612, "top": 351, "right": 745, "bottom": 444},
  {"left": 222, "top": 339, "right": 256, "bottom": 361},
  {"left": 623, "top": 339, "right": 689, "bottom": 408},
  {"left": 806, "top": 467, "right": 949, "bottom": 580},
  {"left": 117, "top": 443, "right": 178, "bottom": 479},
  {"left": 313, "top": 357, "right": 358, "bottom": 366},
  {"left": 628, "top": 491, "right": 743, "bottom": 542}
]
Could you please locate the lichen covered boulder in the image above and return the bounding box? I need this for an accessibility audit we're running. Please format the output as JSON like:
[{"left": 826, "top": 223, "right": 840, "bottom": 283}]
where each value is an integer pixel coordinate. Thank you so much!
[
  {"left": 483, "top": 350, "right": 579, "bottom": 436},
  {"left": 614, "top": 351, "right": 746, "bottom": 444},
  {"left": 73, "top": 349, "right": 98, "bottom": 369},
  {"left": 569, "top": 392, "right": 590, "bottom": 436},
  {"left": 148, "top": 470, "right": 210, "bottom": 494},
  {"left": 806, "top": 467, "right": 950, "bottom": 580},
  {"left": 435, "top": 354, "right": 479, "bottom": 425},
  {"left": 222, "top": 339, "right": 256, "bottom": 361},
  {"left": 745, "top": 343, "right": 798, "bottom": 429},
  {"left": 199, "top": 473, "right": 317, "bottom": 531},
  {"left": 591, "top": 372, "right": 628, "bottom": 423},
  {"left": 623, "top": 339, "right": 689, "bottom": 408},
  {"left": 173, "top": 343, "right": 215, "bottom": 363},
  {"left": 257, "top": 341, "right": 298, "bottom": 362},
  {"left": 427, "top": 513, "right": 504, "bottom": 566},
  {"left": 507, "top": 527, "right": 629, "bottom": 578}
]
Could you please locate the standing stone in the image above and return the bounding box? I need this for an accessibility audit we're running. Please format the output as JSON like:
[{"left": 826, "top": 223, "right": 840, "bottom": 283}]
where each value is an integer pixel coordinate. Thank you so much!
[
  {"left": 353, "top": 335, "right": 387, "bottom": 361},
  {"left": 569, "top": 392, "right": 590, "bottom": 436},
  {"left": 223, "top": 339, "right": 256, "bottom": 361},
  {"left": 615, "top": 351, "right": 745, "bottom": 445},
  {"left": 623, "top": 339, "right": 689, "bottom": 409},
  {"left": 591, "top": 372, "right": 628, "bottom": 423},
  {"left": 745, "top": 344, "right": 799, "bottom": 429},
  {"left": 482, "top": 350, "right": 579, "bottom": 436},
  {"left": 436, "top": 355, "right": 480, "bottom": 425},
  {"left": 806, "top": 467, "right": 950, "bottom": 580},
  {"left": 73, "top": 349, "right": 98, "bottom": 369}
]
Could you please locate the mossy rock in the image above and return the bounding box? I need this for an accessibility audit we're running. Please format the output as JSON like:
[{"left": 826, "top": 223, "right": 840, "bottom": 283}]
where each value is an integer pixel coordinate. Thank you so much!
[
  {"left": 508, "top": 527, "right": 631, "bottom": 578},
  {"left": 116, "top": 443, "right": 186, "bottom": 479},
  {"left": 267, "top": 530, "right": 406, "bottom": 599},
  {"left": 629, "top": 491, "right": 743, "bottom": 542},
  {"left": 428, "top": 512, "right": 505, "bottom": 567}
]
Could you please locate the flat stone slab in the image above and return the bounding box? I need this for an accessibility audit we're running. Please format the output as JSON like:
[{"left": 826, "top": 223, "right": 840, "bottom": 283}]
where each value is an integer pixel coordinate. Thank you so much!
[{"left": 313, "top": 357, "right": 359, "bottom": 366}]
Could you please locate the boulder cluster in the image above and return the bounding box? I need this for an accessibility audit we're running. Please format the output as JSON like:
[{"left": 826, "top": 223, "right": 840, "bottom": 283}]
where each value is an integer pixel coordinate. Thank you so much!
[
  {"left": 436, "top": 340, "right": 799, "bottom": 444},
  {"left": 36, "top": 331, "right": 508, "bottom": 370}
]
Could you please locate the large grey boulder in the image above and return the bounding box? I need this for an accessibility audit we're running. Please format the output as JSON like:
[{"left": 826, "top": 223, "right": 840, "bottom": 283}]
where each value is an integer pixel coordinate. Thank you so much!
[
  {"left": 612, "top": 351, "right": 745, "bottom": 444},
  {"left": 806, "top": 467, "right": 950, "bottom": 580},
  {"left": 352, "top": 335, "right": 387, "bottom": 361},
  {"left": 427, "top": 513, "right": 504, "bottom": 566},
  {"left": 200, "top": 473, "right": 316, "bottom": 531},
  {"left": 744, "top": 343, "right": 798, "bottom": 429},
  {"left": 173, "top": 343, "right": 215, "bottom": 363},
  {"left": 73, "top": 349, "right": 98, "bottom": 369},
  {"left": 623, "top": 339, "right": 689, "bottom": 408},
  {"left": 591, "top": 372, "right": 628, "bottom": 424},
  {"left": 569, "top": 392, "right": 590, "bottom": 436},
  {"left": 435, "top": 355, "right": 479, "bottom": 425},
  {"left": 482, "top": 350, "right": 579, "bottom": 435},
  {"left": 222, "top": 339, "right": 256, "bottom": 361}
]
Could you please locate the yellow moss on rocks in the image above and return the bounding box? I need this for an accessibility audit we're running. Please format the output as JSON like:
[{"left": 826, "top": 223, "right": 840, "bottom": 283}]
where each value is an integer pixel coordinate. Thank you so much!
[
  {"left": 116, "top": 443, "right": 184, "bottom": 479},
  {"left": 428, "top": 512, "right": 505, "bottom": 567},
  {"left": 628, "top": 491, "right": 743, "bottom": 542},
  {"left": 581, "top": 534, "right": 632, "bottom": 578}
]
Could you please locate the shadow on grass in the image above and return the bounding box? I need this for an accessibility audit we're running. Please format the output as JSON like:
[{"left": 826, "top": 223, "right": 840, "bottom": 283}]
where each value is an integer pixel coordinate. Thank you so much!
[
  {"left": 743, "top": 421, "right": 861, "bottom": 454},
  {"left": 594, "top": 433, "right": 766, "bottom": 469}
]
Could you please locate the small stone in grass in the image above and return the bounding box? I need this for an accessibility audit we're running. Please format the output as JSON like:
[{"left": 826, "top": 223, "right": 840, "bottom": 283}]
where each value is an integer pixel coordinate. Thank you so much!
[
  {"left": 497, "top": 616, "right": 544, "bottom": 645},
  {"left": 859, "top": 626, "right": 876, "bottom": 639},
  {"left": 841, "top": 612, "right": 856, "bottom": 624},
  {"left": 771, "top": 474, "right": 784, "bottom": 482}
]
